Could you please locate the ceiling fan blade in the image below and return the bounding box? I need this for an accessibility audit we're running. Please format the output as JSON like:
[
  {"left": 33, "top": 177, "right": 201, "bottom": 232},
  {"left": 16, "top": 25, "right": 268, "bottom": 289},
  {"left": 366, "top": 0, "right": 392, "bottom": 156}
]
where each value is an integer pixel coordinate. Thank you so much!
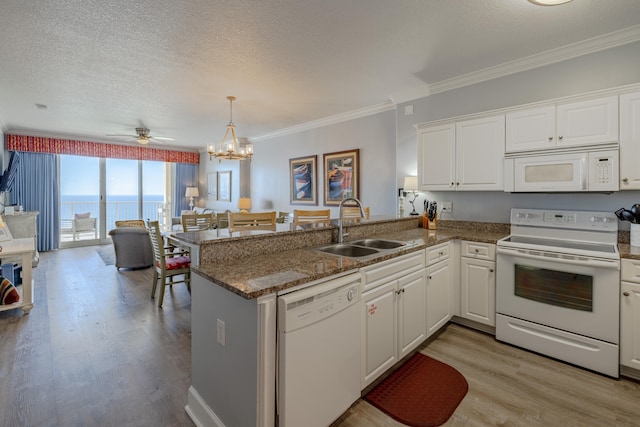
[
  {"left": 106, "top": 134, "right": 136, "bottom": 137},
  {"left": 151, "top": 136, "right": 175, "bottom": 141}
]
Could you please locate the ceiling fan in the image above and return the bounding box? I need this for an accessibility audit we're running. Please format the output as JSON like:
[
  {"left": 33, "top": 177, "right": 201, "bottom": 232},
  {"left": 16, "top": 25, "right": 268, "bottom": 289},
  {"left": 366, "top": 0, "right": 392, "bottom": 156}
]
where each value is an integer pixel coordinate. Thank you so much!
[{"left": 107, "top": 127, "right": 175, "bottom": 145}]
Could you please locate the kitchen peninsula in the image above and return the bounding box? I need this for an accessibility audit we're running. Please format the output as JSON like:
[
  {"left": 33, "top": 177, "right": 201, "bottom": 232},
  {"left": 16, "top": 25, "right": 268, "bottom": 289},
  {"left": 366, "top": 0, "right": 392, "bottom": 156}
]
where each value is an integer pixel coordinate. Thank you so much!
[{"left": 176, "top": 215, "right": 508, "bottom": 427}]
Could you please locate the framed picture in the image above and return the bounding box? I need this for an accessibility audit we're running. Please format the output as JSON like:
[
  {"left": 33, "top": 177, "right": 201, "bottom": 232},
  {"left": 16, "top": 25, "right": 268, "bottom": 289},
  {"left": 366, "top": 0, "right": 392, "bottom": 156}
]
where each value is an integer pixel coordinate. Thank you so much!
[
  {"left": 217, "top": 170, "right": 232, "bottom": 202},
  {"left": 323, "top": 149, "right": 360, "bottom": 206},
  {"left": 207, "top": 173, "right": 217, "bottom": 199},
  {"left": 289, "top": 155, "right": 317, "bottom": 205}
]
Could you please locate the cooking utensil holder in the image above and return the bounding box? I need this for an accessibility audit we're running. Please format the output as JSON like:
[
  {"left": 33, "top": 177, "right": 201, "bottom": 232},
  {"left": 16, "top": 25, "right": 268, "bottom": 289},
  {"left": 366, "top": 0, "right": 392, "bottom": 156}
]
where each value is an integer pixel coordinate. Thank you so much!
[{"left": 631, "top": 223, "right": 640, "bottom": 247}]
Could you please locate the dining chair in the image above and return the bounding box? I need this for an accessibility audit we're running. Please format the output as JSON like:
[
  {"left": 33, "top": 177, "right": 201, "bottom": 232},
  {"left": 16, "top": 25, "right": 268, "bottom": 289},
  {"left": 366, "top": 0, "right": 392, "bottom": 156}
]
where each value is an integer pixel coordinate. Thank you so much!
[
  {"left": 293, "top": 209, "right": 331, "bottom": 226},
  {"left": 341, "top": 206, "right": 370, "bottom": 219},
  {"left": 277, "top": 211, "right": 293, "bottom": 223},
  {"left": 216, "top": 212, "right": 229, "bottom": 229},
  {"left": 146, "top": 220, "right": 191, "bottom": 307},
  {"left": 181, "top": 213, "right": 216, "bottom": 232},
  {"left": 228, "top": 211, "right": 277, "bottom": 233}
]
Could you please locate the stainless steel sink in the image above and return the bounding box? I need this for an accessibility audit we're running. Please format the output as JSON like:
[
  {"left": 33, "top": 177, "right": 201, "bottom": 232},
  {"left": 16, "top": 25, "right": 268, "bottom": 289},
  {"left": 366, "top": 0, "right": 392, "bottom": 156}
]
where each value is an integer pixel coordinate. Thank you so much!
[
  {"left": 350, "top": 239, "right": 405, "bottom": 249},
  {"left": 317, "top": 244, "right": 379, "bottom": 258}
]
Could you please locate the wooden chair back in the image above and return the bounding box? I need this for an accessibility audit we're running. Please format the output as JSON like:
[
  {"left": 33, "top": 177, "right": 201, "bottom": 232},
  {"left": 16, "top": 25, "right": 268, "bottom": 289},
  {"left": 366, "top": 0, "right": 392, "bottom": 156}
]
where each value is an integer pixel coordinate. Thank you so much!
[
  {"left": 228, "top": 211, "right": 277, "bottom": 233},
  {"left": 277, "top": 211, "right": 293, "bottom": 223},
  {"left": 293, "top": 209, "right": 331, "bottom": 226},
  {"left": 341, "top": 206, "right": 370, "bottom": 219},
  {"left": 216, "top": 212, "right": 229, "bottom": 229},
  {"left": 115, "top": 219, "right": 146, "bottom": 228},
  {"left": 181, "top": 213, "right": 215, "bottom": 232}
]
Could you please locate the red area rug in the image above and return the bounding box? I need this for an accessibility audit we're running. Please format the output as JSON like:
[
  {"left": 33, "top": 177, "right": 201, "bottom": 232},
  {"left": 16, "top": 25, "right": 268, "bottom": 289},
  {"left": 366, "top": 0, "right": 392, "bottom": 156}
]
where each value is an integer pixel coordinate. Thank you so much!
[{"left": 364, "top": 353, "right": 468, "bottom": 427}]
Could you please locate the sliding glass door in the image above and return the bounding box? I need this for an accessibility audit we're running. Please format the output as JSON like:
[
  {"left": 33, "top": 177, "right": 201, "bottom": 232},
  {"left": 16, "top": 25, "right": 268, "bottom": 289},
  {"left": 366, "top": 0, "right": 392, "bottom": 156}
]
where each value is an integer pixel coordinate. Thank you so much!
[{"left": 60, "top": 155, "right": 170, "bottom": 247}]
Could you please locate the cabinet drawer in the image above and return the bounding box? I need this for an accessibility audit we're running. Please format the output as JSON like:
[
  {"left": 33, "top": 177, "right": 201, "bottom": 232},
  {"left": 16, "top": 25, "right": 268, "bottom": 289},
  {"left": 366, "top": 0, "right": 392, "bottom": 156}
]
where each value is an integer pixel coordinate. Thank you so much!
[
  {"left": 361, "top": 251, "right": 425, "bottom": 291},
  {"left": 426, "top": 243, "right": 450, "bottom": 266},
  {"left": 461, "top": 241, "right": 495, "bottom": 260},
  {"left": 621, "top": 259, "right": 640, "bottom": 283}
]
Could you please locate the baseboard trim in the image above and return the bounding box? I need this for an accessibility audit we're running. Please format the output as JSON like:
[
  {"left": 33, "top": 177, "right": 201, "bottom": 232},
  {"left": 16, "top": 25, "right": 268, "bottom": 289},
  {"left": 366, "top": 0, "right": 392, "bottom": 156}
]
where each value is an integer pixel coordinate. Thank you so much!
[{"left": 185, "top": 386, "right": 226, "bottom": 427}]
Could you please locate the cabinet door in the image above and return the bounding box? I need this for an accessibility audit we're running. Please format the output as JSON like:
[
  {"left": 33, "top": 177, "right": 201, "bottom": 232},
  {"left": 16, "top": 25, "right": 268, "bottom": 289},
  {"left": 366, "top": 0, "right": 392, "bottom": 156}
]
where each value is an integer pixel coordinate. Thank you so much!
[
  {"left": 455, "top": 115, "right": 505, "bottom": 191},
  {"left": 418, "top": 123, "right": 455, "bottom": 191},
  {"left": 397, "top": 270, "right": 426, "bottom": 358},
  {"left": 426, "top": 258, "right": 452, "bottom": 337},
  {"left": 620, "top": 92, "right": 640, "bottom": 190},
  {"left": 506, "top": 106, "right": 556, "bottom": 153},
  {"left": 460, "top": 257, "right": 496, "bottom": 326},
  {"left": 556, "top": 96, "right": 618, "bottom": 148},
  {"left": 362, "top": 281, "right": 397, "bottom": 388},
  {"left": 621, "top": 281, "right": 640, "bottom": 370}
]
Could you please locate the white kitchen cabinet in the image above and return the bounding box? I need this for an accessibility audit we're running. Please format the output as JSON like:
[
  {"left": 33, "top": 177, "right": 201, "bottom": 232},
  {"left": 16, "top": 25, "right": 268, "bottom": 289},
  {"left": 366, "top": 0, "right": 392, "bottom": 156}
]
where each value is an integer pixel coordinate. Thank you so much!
[
  {"left": 460, "top": 241, "right": 496, "bottom": 327},
  {"left": 506, "top": 95, "right": 618, "bottom": 153},
  {"left": 621, "top": 259, "right": 640, "bottom": 371},
  {"left": 361, "top": 251, "right": 425, "bottom": 388},
  {"left": 426, "top": 257, "right": 452, "bottom": 337},
  {"left": 417, "top": 123, "right": 455, "bottom": 191},
  {"left": 620, "top": 92, "right": 640, "bottom": 190},
  {"left": 418, "top": 115, "right": 504, "bottom": 191}
]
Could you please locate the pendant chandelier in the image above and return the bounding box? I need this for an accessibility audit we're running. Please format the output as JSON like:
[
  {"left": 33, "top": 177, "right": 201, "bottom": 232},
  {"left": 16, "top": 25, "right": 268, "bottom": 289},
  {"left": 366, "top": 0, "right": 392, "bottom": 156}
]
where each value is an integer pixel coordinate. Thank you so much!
[{"left": 207, "top": 96, "right": 253, "bottom": 162}]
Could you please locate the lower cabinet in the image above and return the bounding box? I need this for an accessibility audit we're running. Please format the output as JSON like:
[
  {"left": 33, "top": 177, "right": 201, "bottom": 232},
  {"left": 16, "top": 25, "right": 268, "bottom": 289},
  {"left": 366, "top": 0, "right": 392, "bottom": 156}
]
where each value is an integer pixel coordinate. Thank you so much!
[
  {"left": 426, "top": 253, "right": 453, "bottom": 338},
  {"left": 621, "top": 259, "right": 640, "bottom": 371},
  {"left": 460, "top": 241, "right": 496, "bottom": 327},
  {"left": 361, "top": 252, "right": 426, "bottom": 389}
]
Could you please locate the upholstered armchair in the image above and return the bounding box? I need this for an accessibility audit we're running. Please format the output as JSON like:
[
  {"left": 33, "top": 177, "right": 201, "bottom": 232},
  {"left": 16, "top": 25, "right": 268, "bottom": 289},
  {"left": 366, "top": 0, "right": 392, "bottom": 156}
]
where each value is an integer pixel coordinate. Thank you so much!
[{"left": 108, "top": 221, "right": 153, "bottom": 270}]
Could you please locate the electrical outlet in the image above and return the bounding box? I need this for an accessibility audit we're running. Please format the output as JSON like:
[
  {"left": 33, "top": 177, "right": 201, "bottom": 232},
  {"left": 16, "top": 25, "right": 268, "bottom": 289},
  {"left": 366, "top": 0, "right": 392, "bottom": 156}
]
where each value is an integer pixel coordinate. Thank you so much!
[
  {"left": 217, "top": 319, "right": 226, "bottom": 347},
  {"left": 441, "top": 202, "right": 453, "bottom": 213}
]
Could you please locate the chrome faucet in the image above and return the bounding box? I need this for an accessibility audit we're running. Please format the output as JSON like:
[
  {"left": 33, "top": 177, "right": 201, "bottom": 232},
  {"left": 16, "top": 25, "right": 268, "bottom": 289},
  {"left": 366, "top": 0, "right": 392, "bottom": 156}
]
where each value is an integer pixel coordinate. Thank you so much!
[{"left": 338, "top": 197, "right": 364, "bottom": 243}]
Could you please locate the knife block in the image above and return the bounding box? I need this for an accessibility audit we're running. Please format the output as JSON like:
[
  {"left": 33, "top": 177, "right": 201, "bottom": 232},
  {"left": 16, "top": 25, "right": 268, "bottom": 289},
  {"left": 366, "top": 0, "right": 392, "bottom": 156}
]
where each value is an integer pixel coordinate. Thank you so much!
[{"left": 421, "top": 212, "right": 437, "bottom": 229}]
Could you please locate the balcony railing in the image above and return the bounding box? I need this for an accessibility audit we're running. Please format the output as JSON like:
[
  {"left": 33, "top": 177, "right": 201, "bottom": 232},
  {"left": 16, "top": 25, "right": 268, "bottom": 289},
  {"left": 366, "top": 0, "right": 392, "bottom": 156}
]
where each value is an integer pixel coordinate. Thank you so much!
[{"left": 60, "top": 200, "right": 167, "bottom": 241}]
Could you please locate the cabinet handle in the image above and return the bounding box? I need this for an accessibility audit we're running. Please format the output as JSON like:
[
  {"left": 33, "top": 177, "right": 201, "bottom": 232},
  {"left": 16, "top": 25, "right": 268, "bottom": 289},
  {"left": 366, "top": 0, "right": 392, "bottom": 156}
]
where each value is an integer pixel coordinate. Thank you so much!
[
  {"left": 558, "top": 135, "right": 563, "bottom": 140},
  {"left": 456, "top": 182, "right": 460, "bottom": 186},
  {"left": 623, "top": 291, "right": 630, "bottom": 297},
  {"left": 396, "top": 289, "right": 406, "bottom": 295},
  {"left": 548, "top": 136, "right": 553, "bottom": 141},
  {"left": 622, "top": 178, "right": 629, "bottom": 184},
  {"left": 439, "top": 251, "right": 444, "bottom": 255},
  {"left": 490, "top": 269, "right": 494, "bottom": 273},
  {"left": 427, "top": 275, "right": 432, "bottom": 280},
  {"left": 450, "top": 182, "right": 454, "bottom": 187},
  {"left": 475, "top": 248, "right": 479, "bottom": 253}
]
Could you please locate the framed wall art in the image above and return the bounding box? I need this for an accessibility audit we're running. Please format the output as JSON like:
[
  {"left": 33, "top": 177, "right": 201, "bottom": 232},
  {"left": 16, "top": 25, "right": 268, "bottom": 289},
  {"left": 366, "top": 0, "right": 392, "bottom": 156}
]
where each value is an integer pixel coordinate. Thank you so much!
[
  {"left": 323, "top": 149, "right": 359, "bottom": 206},
  {"left": 289, "top": 155, "right": 317, "bottom": 205},
  {"left": 217, "top": 170, "right": 232, "bottom": 202}
]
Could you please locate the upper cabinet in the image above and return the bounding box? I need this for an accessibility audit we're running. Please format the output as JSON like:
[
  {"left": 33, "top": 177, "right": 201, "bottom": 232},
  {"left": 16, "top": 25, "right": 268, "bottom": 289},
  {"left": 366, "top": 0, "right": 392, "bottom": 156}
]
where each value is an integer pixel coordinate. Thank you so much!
[
  {"left": 506, "top": 95, "right": 618, "bottom": 153},
  {"left": 620, "top": 91, "right": 640, "bottom": 190},
  {"left": 418, "top": 115, "right": 504, "bottom": 191}
]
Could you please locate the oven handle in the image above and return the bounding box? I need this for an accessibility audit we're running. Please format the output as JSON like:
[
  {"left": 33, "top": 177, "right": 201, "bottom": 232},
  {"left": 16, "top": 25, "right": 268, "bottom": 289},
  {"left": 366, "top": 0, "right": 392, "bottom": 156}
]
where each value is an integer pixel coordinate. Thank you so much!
[{"left": 497, "top": 246, "right": 620, "bottom": 270}]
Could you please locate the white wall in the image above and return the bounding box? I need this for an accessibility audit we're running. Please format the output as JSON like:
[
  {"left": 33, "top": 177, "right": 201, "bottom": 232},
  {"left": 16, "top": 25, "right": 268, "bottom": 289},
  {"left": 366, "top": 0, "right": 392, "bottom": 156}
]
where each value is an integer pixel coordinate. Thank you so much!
[
  {"left": 249, "top": 110, "right": 397, "bottom": 217},
  {"left": 197, "top": 151, "right": 250, "bottom": 212},
  {"left": 396, "top": 40, "right": 640, "bottom": 228}
]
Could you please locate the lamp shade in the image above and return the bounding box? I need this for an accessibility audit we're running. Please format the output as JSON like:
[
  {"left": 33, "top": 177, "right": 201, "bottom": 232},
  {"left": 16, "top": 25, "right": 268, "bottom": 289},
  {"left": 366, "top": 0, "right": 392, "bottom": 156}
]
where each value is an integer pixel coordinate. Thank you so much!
[
  {"left": 185, "top": 187, "right": 199, "bottom": 198},
  {"left": 238, "top": 197, "right": 252, "bottom": 210},
  {"left": 403, "top": 176, "right": 418, "bottom": 191}
]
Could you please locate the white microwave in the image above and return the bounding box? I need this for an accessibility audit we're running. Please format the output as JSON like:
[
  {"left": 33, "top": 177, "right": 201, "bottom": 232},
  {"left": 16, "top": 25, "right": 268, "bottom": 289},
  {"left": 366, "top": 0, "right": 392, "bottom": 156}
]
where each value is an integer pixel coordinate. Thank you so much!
[{"left": 504, "top": 149, "right": 619, "bottom": 192}]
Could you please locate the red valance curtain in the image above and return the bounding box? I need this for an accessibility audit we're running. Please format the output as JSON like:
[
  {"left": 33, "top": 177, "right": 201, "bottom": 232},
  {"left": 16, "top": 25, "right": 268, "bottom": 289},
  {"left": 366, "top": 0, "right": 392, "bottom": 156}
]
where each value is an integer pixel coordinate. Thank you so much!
[{"left": 6, "top": 134, "right": 199, "bottom": 164}]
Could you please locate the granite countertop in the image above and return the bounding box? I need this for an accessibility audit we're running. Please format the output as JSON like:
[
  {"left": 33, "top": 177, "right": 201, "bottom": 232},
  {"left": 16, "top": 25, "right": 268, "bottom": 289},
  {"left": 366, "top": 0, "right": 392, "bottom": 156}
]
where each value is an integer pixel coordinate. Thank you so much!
[
  {"left": 618, "top": 243, "right": 640, "bottom": 260},
  {"left": 192, "top": 226, "right": 508, "bottom": 300}
]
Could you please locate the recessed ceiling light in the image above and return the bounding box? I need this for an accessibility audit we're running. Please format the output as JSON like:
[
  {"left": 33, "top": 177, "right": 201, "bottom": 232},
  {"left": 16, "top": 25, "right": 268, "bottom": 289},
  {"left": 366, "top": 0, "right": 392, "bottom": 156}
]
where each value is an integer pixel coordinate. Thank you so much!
[{"left": 528, "top": 0, "right": 573, "bottom": 5}]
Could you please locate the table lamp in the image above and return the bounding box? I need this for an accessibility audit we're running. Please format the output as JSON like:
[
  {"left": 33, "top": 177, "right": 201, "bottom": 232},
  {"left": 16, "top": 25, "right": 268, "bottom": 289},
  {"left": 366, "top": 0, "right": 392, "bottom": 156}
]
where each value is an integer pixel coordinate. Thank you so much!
[
  {"left": 185, "top": 187, "right": 199, "bottom": 210},
  {"left": 403, "top": 176, "right": 419, "bottom": 216},
  {"left": 238, "top": 197, "right": 252, "bottom": 213}
]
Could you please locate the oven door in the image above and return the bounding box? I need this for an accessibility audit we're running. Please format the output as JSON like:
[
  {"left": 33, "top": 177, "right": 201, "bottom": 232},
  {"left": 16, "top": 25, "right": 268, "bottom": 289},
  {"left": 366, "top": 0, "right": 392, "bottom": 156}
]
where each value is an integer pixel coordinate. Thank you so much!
[{"left": 496, "top": 245, "right": 620, "bottom": 343}]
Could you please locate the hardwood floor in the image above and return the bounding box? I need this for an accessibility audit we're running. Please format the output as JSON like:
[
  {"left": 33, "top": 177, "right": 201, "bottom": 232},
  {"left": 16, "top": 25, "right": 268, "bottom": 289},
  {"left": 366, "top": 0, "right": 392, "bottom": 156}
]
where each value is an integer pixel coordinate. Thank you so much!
[
  {"left": 2, "top": 245, "right": 640, "bottom": 426},
  {"left": 335, "top": 325, "right": 640, "bottom": 427},
  {"left": 0, "top": 245, "right": 194, "bottom": 427}
]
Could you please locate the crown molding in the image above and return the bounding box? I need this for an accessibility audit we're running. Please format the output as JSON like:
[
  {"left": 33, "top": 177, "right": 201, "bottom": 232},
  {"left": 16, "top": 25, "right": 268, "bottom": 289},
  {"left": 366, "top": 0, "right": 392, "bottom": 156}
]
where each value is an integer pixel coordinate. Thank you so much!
[
  {"left": 249, "top": 101, "right": 396, "bottom": 142},
  {"left": 427, "top": 24, "right": 640, "bottom": 96}
]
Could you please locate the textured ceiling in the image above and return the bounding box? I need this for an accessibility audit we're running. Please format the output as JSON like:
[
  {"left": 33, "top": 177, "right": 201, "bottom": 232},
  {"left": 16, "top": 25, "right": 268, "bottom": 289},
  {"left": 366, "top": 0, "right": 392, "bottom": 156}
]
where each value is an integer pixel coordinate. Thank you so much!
[{"left": 1, "top": 0, "right": 640, "bottom": 151}]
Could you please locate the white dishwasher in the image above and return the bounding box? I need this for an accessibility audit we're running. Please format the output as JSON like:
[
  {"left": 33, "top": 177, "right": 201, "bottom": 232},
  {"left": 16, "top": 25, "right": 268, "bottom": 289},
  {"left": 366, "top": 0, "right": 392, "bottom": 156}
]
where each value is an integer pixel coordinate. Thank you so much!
[{"left": 278, "top": 272, "right": 362, "bottom": 427}]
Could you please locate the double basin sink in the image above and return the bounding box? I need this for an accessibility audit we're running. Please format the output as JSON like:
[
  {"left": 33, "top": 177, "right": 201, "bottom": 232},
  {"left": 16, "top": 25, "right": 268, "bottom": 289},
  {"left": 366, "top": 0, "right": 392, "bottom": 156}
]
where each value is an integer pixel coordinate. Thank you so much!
[{"left": 316, "top": 238, "right": 406, "bottom": 258}]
